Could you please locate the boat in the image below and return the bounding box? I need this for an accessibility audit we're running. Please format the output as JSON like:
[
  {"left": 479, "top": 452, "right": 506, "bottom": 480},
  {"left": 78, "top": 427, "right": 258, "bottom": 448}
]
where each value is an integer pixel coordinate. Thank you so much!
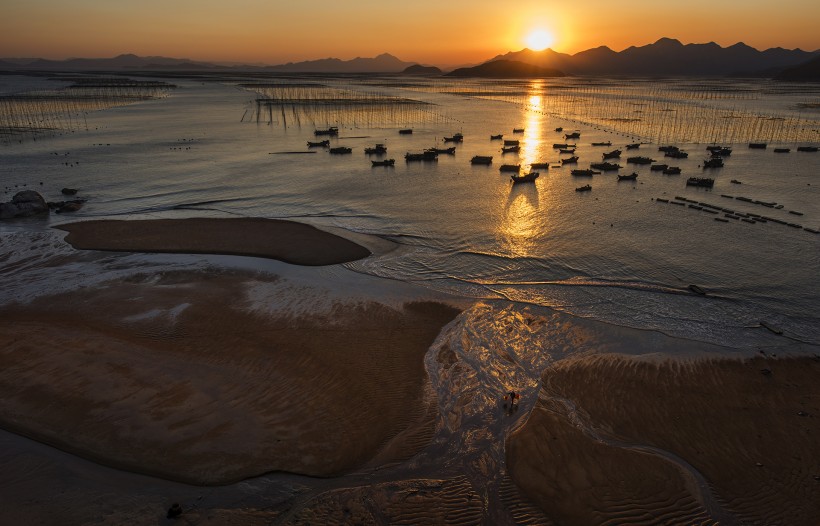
[
  {"left": 364, "top": 144, "right": 388, "bottom": 154},
  {"left": 499, "top": 164, "right": 521, "bottom": 172},
  {"left": 650, "top": 164, "right": 669, "bottom": 171},
  {"left": 513, "top": 128, "right": 525, "bottom": 133},
  {"left": 666, "top": 150, "right": 689, "bottom": 158},
  {"left": 565, "top": 131, "right": 581, "bottom": 139},
  {"left": 471, "top": 155, "right": 493, "bottom": 165},
  {"left": 443, "top": 133, "right": 464, "bottom": 143},
  {"left": 307, "top": 140, "right": 330, "bottom": 147},
  {"left": 773, "top": 148, "right": 790, "bottom": 153},
  {"left": 710, "top": 147, "right": 732, "bottom": 157},
  {"left": 591, "top": 141, "right": 612, "bottom": 146},
  {"left": 425, "top": 146, "right": 456, "bottom": 155},
  {"left": 511, "top": 172, "right": 539, "bottom": 184},
  {"left": 627, "top": 156, "right": 655, "bottom": 164},
  {"left": 490, "top": 134, "right": 503, "bottom": 140},
  {"left": 658, "top": 145, "right": 679, "bottom": 153},
  {"left": 688, "top": 284, "right": 707, "bottom": 295},
  {"left": 575, "top": 184, "right": 592, "bottom": 192},
  {"left": 686, "top": 177, "right": 714, "bottom": 188},
  {"left": 602, "top": 149, "right": 621, "bottom": 159},
  {"left": 329, "top": 146, "right": 352, "bottom": 154},
  {"left": 706, "top": 145, "right": 726, "bottom": 151},
  {"left": 748, "top": 143, "right": 767, "bottom": 149},
  {"left": 398, "top": 128, "right": 413, "bottom": 135},
  {"left": 530, "top": 162, "right": 550, "bottom": 169},
  {"left": 559, "top": 148, "right": 576, "bottom": 154},
  {"left": 553, "top": 143, "right": 574, "bottom": 149},
  {"left": 797, "top": 146, "right": 818, "bottom": 152},
  {"left": 617, "top": 172, "right": 638, "bottom": 181},
  {"left": 504, "top": 139, "right": 520, "bottom": 146},
  {"left": 703, "top": 158, "right": 724, "bottom": 168},
  {"left": 571, "top": 169, "right": 600, "bottom": 176},
  {"left": 405, "top": 151, "right": 438, "bottom": 161},
  {"left": 663, "top": 166, "right": 682, "bottom": 175},
  {"left": 554, "top": 127, "right": 563, "bottom": 132},
  {"left": 730, "top": 179, "right": 741, "bottom": 184},
  {"left": 626, "top": 143, "right": 640, "bottom": 150},
  {"left": 371, "top": 159, "right": 395, "bottom": 167},
  {"left": 502, "top": 145, "right": 521, "bottom": 153},
  {"left": 314, "top": 126, "right": 339, "bottom": 136},
  {"left": 560, "top": 156, "right": 579, "bottom": 164},
  {"left": 590, "top": 162, "right": 621, "bottom": 171}
]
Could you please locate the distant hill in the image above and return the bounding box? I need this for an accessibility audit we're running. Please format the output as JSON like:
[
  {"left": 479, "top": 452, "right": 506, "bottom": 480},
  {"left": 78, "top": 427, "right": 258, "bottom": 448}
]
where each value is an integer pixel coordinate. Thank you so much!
[
  {"left": 446, "top": 60, "right": 565, "bottom": 78},
  {"left": 0, "top": 53, "right": 215, "bottom": 71},
  {"left": 488, "top": 38, "right": 818, "bottom": 76},
  {"left": 776, "top": 55, "right": 820, "bottom": 81},
  {"left": 265, "top": 53, "right": 414, "bottom": 73},
  {"left": 402, "top": 64, "right": 442, "bottom": 75}
]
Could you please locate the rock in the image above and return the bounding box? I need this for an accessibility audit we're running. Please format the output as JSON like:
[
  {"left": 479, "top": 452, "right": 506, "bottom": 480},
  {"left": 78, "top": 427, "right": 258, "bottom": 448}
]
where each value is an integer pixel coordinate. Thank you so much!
[
  {"left": 0, "top": 191, "right": 49, "bottom": 220},
  {"left": 56, "top": 200, "right": 84, "bottom": 214},
  {"left": 166, "top": 502, "right": 182, "bottom": 519},
  {"left": 61, "top": 187, "right": 78, "bottom": 195}
]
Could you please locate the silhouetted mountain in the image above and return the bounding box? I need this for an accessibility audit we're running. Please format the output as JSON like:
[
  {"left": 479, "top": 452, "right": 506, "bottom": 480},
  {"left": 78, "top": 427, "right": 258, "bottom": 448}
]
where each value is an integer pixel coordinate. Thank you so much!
[
  {"left": 446, "top": 60, "right": 565, "bottom": 78},
  {"left": 489, "top": 38, "right": 818, "bottom": 76},
  {"left": 402, "top": 64, "right": 442, "bottom": 75},
  {"left": 0, "top": 53, "right": 216, "bottom": 71},
  {"left": 776, "top": 55, "right": 820, "bottom": 81},
  {"left": 266, "top": 53, "right": 414, "bottom": 73}
]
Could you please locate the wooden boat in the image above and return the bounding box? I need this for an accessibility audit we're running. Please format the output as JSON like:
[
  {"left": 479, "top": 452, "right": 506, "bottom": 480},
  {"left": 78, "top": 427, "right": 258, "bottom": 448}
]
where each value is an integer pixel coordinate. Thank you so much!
[
  {"left": 554, "top": 127, "right": 563, "bottom": 132},
  {"left": 511, "top": 172, "right": 539, "bottom": 184},
  {"left": 730, "top": 179, "right": 741, "bottom": 184},
  {"left": 602, "top": 149, "right": 621, "bottom": 159},
  {"left": 666, "top": 150, "right": 688, "bottom": 158},
  {"left": 371, "top": 159, "right": 395, "bottom": 167},
  {"left": 499, "top": 164, "right": 521, "bottom": 172},
  {"left": 443, "top": 133, "right": 464, "bottom": 143},
  {"left": 686, "top": 177, "right": 714, "bottom": 188},
  {"left": 490, "top": 134, "right": 503, "bottom": 140},
  {"left": 591, "top": 141, "right": 612, "bottom": 146},
  {"left": 617, "top": 172, "right": 638, "bottom": 181},
  {"left": 530, "top": 162, "right": 550, "bottom": 169},
  {"left": 471, "top": 155, "right": 493, "bottom": 165},
  {"left": 797, "top": 146, "right": 818, "bottom": 152},
  {"left": 590, "top": 162, "right": 621, "bottom": 171},
  {"left": 314, "top": 126, "right": 339, "bottom": 136},
  {"left": 559, "top": 148, "right": 576, "bottom": 154},
  {"left": 575, "top": 184, "right": 592, "bottom": 192},
  {"left": 512, "top": 128, "right": 525, "bottom": 133},
  {"left": 504, "top": 139, "right": 520, "bottom": 146},
  {"left": 627, "top": 156, "right": 655, "bottom": 164},
  {"left": 658, "top": 145, "right": 679, "bottom": 153},
  {"left": 405, "top": 151, "right": 438, "bottom": 161},
  {"left": 398, "top": 128, "right": 413, "bottom": 134},
  {"left": 625, "top": 143, "right": 640, "bottom": 149},
  {"left": 553, "top": 143, "right": 574, "bottom": 149},
  {"left": 364, "top": 144, "right": 388, "bottom": 154},
  {"left": 703, "top": 158, "right": 724, "bottom": 168},
  {"left": 773, "top": 148, "right": 790, "bottom": 153},
  {"left": 565, "top": 132, "right": 581, "bottom": 139},
  {"left": 560, "top": 156, "right": 579, "bottom": 164},
  {"left": 706, "top": 145, "right": 725, "bottom": 151},
  {"left": 425, "top": 146, "right": 456, "bottom": 155},
  {"left": 748, "top": 143, "right": 767, "bottom": 149},
  {"left": 571, "top": 169, "right": 600, "bottom": 176},
  {"left": 307, "top": 140, "right": 330, "bottom": 147},
  {"left": 650, "top": 164, "right": 669, "bottom": 171},
  {"left": 329, "top": 146, "right": 352, "bottom": 154},
  {"left": 502, "top": 145, "right": 521, "bottom": 154},
  {"left": 710, "top": 147, "right": 732, "bottom": 157},
  {"left": 663, "top": 166, "right": 682, "bottom": 175}
]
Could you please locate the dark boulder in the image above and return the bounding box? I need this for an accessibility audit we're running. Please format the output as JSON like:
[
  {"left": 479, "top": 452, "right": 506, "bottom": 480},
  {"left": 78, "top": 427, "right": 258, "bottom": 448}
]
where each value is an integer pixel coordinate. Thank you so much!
[
  {"left": 0, "top": 190, "right": 49, "bottom": 219},
  {"left": 61, "top": 187, "right": 78, "bottom": 195}
]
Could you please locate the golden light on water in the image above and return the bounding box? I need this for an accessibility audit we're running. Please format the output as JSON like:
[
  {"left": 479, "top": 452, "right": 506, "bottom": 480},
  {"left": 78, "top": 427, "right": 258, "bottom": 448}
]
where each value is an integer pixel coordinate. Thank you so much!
[
  {"left": 499, "top": 186, "right": 540, "bottom": 257},
  {"left": 522, "top": 84, "right": 545, "bottom": 170}
]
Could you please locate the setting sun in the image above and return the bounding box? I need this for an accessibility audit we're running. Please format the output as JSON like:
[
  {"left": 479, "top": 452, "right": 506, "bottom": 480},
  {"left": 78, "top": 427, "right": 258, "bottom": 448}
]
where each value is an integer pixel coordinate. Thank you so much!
[{"left": 525, "top": 29, "right": 554, "bottom": 51}]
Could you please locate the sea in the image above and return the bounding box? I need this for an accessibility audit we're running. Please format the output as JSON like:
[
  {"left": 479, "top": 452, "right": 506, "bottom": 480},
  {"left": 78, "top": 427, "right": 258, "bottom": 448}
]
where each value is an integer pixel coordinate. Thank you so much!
[{"left": 1, "top": 72, "right": 819, "bottom": 521}]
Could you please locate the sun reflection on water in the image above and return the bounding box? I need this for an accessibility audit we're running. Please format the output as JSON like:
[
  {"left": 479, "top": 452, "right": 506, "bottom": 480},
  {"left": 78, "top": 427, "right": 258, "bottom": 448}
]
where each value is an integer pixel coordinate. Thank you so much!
[
  {"left": 499, "top": 185, "right": 541, "bottom": 257},
  {"left": 522, "top": 84, "right": 545, "bottom": 171}
]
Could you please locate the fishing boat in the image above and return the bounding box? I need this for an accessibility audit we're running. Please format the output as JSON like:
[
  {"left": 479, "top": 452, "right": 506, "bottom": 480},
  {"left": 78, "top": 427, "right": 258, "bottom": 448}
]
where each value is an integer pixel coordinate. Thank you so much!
[
  {"left": 364, "top": 144, "right": 388, "bottom": 154},
  {"left": 443, "top": 133, "right": 464, "bottom": 143},
  {"left": 575, "top": 184, "right": 592, "bottom": 192},
  {"left": 530, "top": 162, "right": 550, "bottom": 169},
  {"left": 559, "top": 148, "right": 576, "bottom": 154},
  {"left": 307, "top": 140, "right": 330, "bottom": 147},
  {"left": 706, "top": 145, "right": 725, "bottom": 151},
  {"left": 565, "top": 131, "right": 581, "bottom": 139},
  {"left": 511, "top": 172, "right": 539, "bottom": 184},
  {"left": 553, "top": 143, "right": 574, "bottom": 149},
  {"left": 425, "top": 146, "right": 456, "bottom": 155},
  {"left": 499, "top": 164, "right": 521, "bottom": 172},
  {"left": 627, "top": 156, "right": 655, "bottom": 164},
  {"left": 405, "top": 151, "right": 438, "bottom": 161},
  {"left": 748, "top": 143, "right": 767, "bottom": 149},
  {"left": 703, "top": 158, "right": 724, "bottom": 168},
  {"left": 650, "top": 164, "right": 669, "bottom": 171},
  {"left": 560, "top": 156, "right": 579, "bottom": 164},
  {"left": 626, "top": 143, "right": 640, "bottom": 149},
  {"left": 686, "top": 177, "right": 714, "bottom": 188},
  {"left": 571, "top": 169, "right": 600, "bottom": 176},
  {"left": 371, "top": 159, "right": 395, "bottom": 167},
  {"left": 663, "top": 166, "right": 682, "bottom": 175},
  {"left": 502, "top": 145, "right": 521, "bottom": 154},
  {"left": 591, "top": 141, "right": 612, "bottom": 146},
  {"left": 710, "top": 147, "right": 732, "bottom": 157},
  {"left": 602, "top": 149, "right": 621, "bottom": 159},
  {"left": 773, "top": 148, "right": 790, "bottom": 153},
  {"left": 314, "top": 126, "right": 339, "bottom": 136},
  {"left": 329, "top": 146, "right": 352, "bottom": 154},
  {"left": 471, "top": 155, "right": 493, "bottom": 165},
  {"left": 554, "top": 127, "right": 563, "bottom": 132},
  {"left": 512, "top": 128, "right": 525, "bottom": 133},
  {"left": 797, "top": 146, "right": 818, "bottom": 152},
  {"left": 658, "top": 145, "right": 679, "bottom": 153},
  {"left": 590, "top": 162, "right": 621, "bottom": 171},
  {"left": 617, "top": 172, "right": 638, "bottom": 181},
  {"left": 398, "top": 128, "right": 413, "bottom": 135},
  {"left": 490, "top": 134, "right": 503, "bottom": 140},
  {"left": 666, "top": 150, "right": 688, "bottom": 158},
  {"left": 504, "top": 139, "right": 520, "bottom": 146}
]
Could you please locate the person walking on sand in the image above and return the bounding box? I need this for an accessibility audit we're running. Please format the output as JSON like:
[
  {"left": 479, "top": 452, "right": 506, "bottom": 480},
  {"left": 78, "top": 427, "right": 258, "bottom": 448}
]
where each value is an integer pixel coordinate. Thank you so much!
[{"left": 504, "top": 390, "right": 520, "bottom": 413}]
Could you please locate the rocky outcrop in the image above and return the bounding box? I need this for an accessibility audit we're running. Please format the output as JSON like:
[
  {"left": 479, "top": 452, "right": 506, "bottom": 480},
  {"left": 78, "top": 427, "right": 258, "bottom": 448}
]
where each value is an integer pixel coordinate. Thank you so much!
[{"left": 0, "top": 191, "right": 49, "bottom": 219}]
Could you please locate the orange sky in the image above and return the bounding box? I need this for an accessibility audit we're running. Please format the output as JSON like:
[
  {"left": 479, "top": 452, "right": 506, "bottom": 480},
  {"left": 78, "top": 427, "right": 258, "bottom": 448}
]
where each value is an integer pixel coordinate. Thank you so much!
[{"left": 2, "top": 0, "right": 818, "bottom": 65}]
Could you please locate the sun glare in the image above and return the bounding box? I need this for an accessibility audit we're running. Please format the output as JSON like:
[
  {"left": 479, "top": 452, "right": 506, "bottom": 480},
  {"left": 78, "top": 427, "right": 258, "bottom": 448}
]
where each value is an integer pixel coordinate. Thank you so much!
[{"left": 525, "top": 29, "right": 554, "bottom": 51}]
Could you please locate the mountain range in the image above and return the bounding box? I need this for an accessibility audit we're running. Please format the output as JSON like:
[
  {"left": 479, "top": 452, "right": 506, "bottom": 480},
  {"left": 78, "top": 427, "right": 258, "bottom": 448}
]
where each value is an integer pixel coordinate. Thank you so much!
[{"left": 1, "top": 39, "right": 818, "bottom": 77}]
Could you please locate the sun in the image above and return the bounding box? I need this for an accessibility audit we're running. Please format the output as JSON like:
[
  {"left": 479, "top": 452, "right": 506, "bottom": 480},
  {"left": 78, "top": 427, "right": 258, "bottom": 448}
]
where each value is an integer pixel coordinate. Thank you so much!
[{"left": 525, "top": 29, "right": 554, "bottom": 51}]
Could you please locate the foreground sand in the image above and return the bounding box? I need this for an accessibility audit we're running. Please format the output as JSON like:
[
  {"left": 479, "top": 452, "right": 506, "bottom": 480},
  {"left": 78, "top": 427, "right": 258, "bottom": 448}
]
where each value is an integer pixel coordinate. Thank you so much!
[
  {"left": 0, "top": 270, "right": 459, "bottom": 484},
  {"left": 56, "top": 217, "right": 372, "bottom": 265},
  {"left": 507, "top": 353, "right": 820, "bottom": 525}
]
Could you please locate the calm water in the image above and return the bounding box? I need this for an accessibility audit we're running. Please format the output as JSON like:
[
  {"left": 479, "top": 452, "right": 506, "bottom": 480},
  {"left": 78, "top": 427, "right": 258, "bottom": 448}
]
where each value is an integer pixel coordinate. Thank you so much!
[{"left": 1, "top": 75, "right": 819, "bottom": 349}]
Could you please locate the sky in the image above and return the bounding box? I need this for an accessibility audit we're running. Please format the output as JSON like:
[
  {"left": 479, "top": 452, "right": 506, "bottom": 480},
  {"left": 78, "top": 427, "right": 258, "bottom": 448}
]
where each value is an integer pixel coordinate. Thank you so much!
[{"left": 2, "top": 0, "right": 819, "bottom": 66}]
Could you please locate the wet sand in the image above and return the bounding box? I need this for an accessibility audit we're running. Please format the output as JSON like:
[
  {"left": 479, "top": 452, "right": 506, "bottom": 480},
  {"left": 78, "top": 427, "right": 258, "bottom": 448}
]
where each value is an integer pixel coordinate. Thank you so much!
[
  {"left": 507, "top": 353, "right": 820, "bottom": 525},
  {"left": 56, "top": 217, "right": 372, "bottom": 265},
  {"left": 0, "top": 270, "right": 459, "bottom": 485}
]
